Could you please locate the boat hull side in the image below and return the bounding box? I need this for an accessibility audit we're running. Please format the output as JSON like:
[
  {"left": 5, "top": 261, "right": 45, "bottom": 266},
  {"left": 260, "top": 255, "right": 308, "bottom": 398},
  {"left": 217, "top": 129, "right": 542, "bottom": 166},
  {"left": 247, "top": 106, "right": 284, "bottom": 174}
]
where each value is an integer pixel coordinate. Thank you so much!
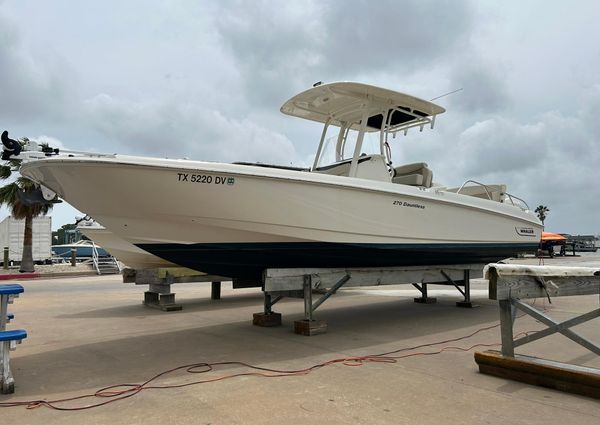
[
  {"left": 79, "top": 227, "right": 175, "bottom": 269},
  {"left": 20, "top": 157, "right": 543, "bottom": 277},
  {"left": 137, "top": 241, "right": 539, "bottom": 279}
]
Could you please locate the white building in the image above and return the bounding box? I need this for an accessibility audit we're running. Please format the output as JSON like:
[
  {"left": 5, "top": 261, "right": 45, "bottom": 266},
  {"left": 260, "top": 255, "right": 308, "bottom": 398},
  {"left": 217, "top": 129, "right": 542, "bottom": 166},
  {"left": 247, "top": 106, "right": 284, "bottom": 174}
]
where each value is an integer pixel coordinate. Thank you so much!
[{"left": 0, "top": 216, "right": 52, "bottom": 263}]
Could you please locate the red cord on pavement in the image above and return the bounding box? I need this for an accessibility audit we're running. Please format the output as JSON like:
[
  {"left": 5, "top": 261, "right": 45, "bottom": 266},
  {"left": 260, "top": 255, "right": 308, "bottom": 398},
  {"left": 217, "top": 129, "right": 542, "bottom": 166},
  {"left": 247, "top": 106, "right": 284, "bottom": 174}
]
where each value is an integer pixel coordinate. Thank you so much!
[{"left": 0, "top": 303, "right": 547, "bottom": 411}]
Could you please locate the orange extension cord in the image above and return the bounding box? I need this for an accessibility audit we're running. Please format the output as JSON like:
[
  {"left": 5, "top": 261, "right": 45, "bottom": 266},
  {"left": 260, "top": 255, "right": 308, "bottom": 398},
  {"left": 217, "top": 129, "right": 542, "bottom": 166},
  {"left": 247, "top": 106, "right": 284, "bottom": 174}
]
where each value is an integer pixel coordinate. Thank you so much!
[{"left": 0, "top": 307, "right": 544, "bottom": 411}]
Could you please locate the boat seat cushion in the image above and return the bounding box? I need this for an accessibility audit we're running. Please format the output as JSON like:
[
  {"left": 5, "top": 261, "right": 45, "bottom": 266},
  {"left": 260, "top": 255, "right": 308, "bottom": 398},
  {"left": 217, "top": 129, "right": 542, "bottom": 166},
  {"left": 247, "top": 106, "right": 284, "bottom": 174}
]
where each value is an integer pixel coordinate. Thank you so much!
[
  {"left": 392, "top": 162, "right": 433, "bottom": 187},
  {"left": 392, "top": 174, "right": 424, "bottom": 186},
  {"left": 394, "top": 162, "right": 428, "bottom": 175}
]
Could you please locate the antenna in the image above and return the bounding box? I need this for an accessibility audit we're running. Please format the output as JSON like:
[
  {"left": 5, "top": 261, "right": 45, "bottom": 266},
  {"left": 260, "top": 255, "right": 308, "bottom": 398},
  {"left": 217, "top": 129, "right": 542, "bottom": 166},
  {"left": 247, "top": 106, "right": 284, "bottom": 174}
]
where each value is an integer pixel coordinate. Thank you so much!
[{"left": 429, "top": 88, "right": 463, "bottom": 101}]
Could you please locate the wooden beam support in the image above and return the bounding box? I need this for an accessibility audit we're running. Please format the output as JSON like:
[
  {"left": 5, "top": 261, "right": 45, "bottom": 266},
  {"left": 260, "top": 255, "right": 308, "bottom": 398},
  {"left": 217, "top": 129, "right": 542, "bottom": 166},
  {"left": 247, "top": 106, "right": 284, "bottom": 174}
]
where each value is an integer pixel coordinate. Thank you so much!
[
  {"left": 264, "top": 264, "right": 484, "bottom": 292},
  {"left": 512, "top": 299, "right": 600, "bottom": 355},
  {"left": 475, "top": 350, "right": 600, "bottom": 399},
  {"left": 486, "top": 264, "right": 600, "bottom": 300}
]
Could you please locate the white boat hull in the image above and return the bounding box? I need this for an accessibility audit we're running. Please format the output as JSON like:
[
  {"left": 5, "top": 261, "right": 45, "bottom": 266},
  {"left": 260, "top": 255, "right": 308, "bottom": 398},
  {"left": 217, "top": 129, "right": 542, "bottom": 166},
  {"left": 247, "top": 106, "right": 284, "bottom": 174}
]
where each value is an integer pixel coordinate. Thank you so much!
[
  {"left": 78, "top": 225, "right": 175, "bottom": 270},
  {"left": 21, "top": 156, "right": 543, "bottom": 279}
]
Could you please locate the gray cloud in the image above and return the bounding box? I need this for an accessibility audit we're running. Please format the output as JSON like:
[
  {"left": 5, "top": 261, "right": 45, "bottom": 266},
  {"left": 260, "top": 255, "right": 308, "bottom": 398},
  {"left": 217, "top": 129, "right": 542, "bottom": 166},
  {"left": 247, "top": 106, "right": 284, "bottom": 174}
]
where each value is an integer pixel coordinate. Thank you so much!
[
  {"left": 447, "top": 90, "right": 599, "bottom": 231},
  {"left": 446, "top": 59, "right": 510, "bottom": 113},
  {"left": 83, "top": 94, "right": 300, "bottom": 165},
  {"left": 216, "top": 0, "right": 473, "bottom": 108},
  {"left": 456, "top": 106, "right": 597, "bottom": 181},
  {"left": 320, "top": 0, "right": 472, "bottom": 72},
  {"left": 214, "top": 1, "right": 323, "bottom": 107},
  {"left": 0, "top": 13, "right": 74, "bottom": 123},
  {"left": 456, "top": 117, "right": 545, "bottom": 175}
]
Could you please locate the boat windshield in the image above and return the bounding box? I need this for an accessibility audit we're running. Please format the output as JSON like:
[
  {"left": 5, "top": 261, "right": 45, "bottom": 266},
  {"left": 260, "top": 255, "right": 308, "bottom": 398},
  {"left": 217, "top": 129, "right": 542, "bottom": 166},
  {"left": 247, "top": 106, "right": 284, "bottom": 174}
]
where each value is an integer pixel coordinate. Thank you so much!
[{"left": 315, "top": 126, "right": 382, "bottom": 168}]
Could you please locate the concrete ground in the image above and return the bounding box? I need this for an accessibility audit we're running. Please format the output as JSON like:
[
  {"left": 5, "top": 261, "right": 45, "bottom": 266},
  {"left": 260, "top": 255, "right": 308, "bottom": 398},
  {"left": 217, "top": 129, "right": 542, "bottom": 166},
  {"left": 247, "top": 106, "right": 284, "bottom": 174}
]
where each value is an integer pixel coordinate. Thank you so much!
[{"left": 1, "top": 254, "right": 599, "bottom": 424}]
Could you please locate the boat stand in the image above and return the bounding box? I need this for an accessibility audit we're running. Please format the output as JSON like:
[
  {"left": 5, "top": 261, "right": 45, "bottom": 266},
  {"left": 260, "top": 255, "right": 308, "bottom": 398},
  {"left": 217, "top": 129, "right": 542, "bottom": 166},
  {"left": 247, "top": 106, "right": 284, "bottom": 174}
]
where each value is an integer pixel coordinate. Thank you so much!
[
  {"left": 413, "top": 269, "right": 474, "bottom": 307},
  {"left": 293, "top": 274, "right": 351, "bottom": 335},
  {"left": 124, "top": 267, "right": 228, "bottom": 311},
  {"left": 475, "top": 263, "right": 600, "bottom": 398},
  {"left": 255, "top": 264, "right": 484, "bottom": 335},
  {"left": 252, "top": 292, "right": 283, "bottom": 327}
]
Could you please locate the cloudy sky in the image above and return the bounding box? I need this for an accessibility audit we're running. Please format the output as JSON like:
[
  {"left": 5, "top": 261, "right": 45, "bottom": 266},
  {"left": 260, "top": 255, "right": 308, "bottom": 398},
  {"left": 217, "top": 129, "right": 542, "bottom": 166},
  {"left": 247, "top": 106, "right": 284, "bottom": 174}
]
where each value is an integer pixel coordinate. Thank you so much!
[{"left": 0, "top": 0, "right": 598, "bottom": 234}]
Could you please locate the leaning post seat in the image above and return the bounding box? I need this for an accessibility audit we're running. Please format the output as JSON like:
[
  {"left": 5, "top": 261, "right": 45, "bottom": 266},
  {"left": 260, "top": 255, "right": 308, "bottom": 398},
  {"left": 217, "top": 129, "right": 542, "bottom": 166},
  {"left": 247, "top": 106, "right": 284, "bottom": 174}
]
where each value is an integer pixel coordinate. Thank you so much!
[
  {"left": 392, "top": 162, "right": 433, "bottom": 188},
  {"left": 0, "top": 329, "right": 27, "bottom": 394},
  {"left": 0, "top": 284, "right": 24, "bottom": 331},
  {"left": 0, "top": 284, "right": 24, "bottom": 297},
  {"left": 0, "top": 283, "right": 26, "bottom": 394},
  {"left": 0, "top": 329, "right": 27, "bottom": 343}
]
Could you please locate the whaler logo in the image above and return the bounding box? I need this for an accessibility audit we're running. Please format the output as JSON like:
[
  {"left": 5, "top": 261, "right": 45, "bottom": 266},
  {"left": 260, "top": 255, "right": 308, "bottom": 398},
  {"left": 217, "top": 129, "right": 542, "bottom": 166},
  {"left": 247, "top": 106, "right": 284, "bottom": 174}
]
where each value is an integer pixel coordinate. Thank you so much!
[{"left": 515, "top": 227, "right": 536, "bottom": 237}]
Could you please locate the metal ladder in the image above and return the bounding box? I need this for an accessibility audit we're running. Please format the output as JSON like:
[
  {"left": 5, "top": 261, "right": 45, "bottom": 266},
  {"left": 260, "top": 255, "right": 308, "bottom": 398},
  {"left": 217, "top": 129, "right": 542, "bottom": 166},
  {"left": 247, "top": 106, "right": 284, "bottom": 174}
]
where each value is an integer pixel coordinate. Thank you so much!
[{"left": 91, "top": 242, "right": 122, "bottom": 275}]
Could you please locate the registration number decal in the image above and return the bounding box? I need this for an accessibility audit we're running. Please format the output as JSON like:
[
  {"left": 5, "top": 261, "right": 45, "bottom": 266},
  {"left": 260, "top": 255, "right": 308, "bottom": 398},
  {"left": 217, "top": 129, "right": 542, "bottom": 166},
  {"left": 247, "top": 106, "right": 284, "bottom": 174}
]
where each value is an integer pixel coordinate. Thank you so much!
[{"left": 177, "top": 173, "right": 235, "bottom": 186}]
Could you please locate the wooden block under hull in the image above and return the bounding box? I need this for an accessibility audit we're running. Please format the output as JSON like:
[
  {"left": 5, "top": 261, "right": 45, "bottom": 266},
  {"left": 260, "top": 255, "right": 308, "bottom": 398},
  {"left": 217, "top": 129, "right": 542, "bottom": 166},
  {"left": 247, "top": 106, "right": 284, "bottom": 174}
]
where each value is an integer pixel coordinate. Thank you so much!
[
  {"left": 294, "top": 319, "right": 327, "bottom": 336},
  {"left": 474, "top": 350, "right": 600, "bottom": 399},
  {"left": 253, "top": 312, "right": 282, "bottom": 327}
]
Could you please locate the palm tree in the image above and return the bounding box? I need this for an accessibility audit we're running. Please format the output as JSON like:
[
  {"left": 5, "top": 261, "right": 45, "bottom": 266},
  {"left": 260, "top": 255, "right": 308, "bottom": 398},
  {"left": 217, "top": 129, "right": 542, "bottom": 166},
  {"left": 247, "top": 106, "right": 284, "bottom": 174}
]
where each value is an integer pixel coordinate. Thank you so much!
[
  {"left": 0, "top": 146, "right": 52, "bottom": 272},
  {"left": 534, "top": 205, "right": 550, "bottom": 225}
]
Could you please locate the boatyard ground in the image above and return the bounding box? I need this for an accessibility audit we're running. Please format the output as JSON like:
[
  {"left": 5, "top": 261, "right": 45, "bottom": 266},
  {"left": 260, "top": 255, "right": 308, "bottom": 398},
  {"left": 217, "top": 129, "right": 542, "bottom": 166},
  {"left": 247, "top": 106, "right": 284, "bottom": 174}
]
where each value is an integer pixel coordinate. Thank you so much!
[{"left": 1, "top": 254, "right": 599, "bottom": 424}]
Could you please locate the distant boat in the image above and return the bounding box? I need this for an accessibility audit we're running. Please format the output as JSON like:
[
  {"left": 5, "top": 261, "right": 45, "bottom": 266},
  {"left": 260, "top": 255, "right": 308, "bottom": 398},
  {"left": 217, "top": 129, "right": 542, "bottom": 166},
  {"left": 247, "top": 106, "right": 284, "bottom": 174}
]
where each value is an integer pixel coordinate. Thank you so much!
[
  {"left": 559, "top": 233, "right": 598, "bottom": 252},
  {"left": 51, "top": 240, "right": 110, "bottom": 259},
  {"left": 573, "top": 241, "right": 597, "bottom": 252},
  {"left": 541, "top": 232, "right": 567, "bottom": 242}
]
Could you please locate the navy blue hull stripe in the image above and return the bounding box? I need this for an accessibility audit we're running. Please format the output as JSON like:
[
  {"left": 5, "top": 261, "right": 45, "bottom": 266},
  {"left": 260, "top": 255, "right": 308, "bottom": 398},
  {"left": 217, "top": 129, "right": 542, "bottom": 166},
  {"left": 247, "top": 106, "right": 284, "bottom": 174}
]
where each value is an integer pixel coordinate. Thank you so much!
[{"left": 135, "top": 242, "right": 539, "bottom": 280}]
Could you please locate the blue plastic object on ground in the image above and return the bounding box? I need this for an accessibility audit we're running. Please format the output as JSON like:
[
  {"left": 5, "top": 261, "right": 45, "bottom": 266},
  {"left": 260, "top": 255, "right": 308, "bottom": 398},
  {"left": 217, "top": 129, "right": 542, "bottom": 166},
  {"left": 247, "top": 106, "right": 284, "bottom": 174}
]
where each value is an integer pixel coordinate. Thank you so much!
[
  {"left": 0, "top": 329, "right": 27, "bottom": 342},
  {"left": 0, "top": 284, "right": 24, "bottom": 295}
]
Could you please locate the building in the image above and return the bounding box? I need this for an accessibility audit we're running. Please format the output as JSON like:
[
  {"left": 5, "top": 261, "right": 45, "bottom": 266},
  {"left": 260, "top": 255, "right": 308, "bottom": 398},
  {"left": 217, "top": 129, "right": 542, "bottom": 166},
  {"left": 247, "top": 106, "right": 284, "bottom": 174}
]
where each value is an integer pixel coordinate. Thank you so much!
[{"left": 0, "top": 216, "right": 52, "bottom": 264}]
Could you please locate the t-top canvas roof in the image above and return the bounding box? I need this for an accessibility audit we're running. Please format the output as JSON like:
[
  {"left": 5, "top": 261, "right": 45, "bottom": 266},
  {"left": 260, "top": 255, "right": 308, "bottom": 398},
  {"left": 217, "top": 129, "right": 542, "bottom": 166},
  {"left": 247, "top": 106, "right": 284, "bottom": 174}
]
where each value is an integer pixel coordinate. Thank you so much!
[{"left": 280, "top": 82, "right": 446, "bottom": 132}]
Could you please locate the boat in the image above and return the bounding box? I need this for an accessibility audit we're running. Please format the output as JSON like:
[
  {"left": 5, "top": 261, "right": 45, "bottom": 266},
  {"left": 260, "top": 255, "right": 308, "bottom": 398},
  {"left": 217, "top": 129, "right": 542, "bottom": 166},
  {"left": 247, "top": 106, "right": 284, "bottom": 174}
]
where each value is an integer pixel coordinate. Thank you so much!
[
  {"left": 76, "top": 217, "right": 176, "bottom": 269},
  {"left": 541, "top": 232, "right": 567, "bottom": 242},
  {"left": 10, "top": 82, "right": 543, "bottom": 280},
  {"left": 51, "top": 240, "right": 110, "bottom": 260},
  {"left": 573, "top": 241, "right": 598, "bottom": 252},
  {"left": 559, "top": 234, "right": 598, "bottom": 253},
  {"left": 540, "top": 232, "right": 567, "bottom": 256}
]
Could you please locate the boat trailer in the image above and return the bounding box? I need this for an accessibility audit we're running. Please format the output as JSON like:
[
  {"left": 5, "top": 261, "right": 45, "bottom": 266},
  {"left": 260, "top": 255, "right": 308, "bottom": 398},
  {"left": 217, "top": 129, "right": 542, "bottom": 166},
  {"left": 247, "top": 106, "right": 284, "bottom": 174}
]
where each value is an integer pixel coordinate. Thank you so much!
[{"left": 253, "top": 263, "right": 485, "bottom": 335}]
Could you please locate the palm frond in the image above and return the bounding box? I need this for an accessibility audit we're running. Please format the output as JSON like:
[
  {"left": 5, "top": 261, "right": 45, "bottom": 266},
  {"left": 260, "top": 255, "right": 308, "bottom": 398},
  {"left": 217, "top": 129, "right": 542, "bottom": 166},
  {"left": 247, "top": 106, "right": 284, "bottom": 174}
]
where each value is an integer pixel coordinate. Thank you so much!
[
  {"left": 0, "top": 181, "right": 52, "bottom": 218},
  {"left": 8, "top": 159, "right": 22, "bottom": 170},
  {"left": 0, "top": 165, "right": 11, "bottom": 179},
  {"left": 16, "top": 176, "right": 39, "bottom": 190},
  {"left": 0, "top": 182, "right": 20, "bottom": 206}
]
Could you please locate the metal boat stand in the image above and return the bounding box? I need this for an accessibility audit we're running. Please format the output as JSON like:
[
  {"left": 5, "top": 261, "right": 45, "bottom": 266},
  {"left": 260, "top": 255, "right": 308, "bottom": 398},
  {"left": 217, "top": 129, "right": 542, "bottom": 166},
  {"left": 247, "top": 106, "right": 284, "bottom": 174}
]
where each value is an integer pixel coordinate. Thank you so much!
[
  {"left": 413, "top": 269, "right": 475, "bottom": 307},
  {"left": 123, "top": 267, "right": 228, "bottom": 311},
  {"left": 254, "top": 264, "right": 484, "bottom": 335}
]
